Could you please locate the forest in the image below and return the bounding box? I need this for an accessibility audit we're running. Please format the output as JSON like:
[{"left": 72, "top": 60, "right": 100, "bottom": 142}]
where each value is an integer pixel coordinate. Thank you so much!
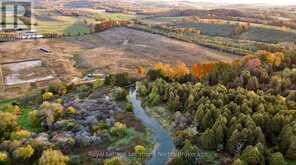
[{"left": 136, "top": 50, "right": 296, "bottom": 164}]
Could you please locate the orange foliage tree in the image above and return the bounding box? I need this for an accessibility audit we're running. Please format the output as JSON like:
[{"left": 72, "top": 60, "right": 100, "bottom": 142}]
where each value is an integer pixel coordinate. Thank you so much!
[
  {"left": 192, "top": 63, "right": 214, "bottom": 80},
  {"left": 136, "top": 67, "right": 145, "bottom": 77}
]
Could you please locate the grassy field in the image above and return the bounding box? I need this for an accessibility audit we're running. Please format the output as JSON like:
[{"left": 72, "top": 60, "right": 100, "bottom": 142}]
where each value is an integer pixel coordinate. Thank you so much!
[
  {"left": 239, "top": 27, "right": 296, "bottom": 43},
  {"left": 0, "top": 99, "right": 41, "bottom": 132},
  {"left": 176, "top": 22, "right": 236, "bottom": 37},
  {"left": 32, "top": 12, "right": 135, "bottom": 35},
  {"left": 69, "top": 27, "right": 240, "bottom": 74},
  {"left": 34, "top": 16, "right": 91, "bottom": 35},
  {"left": 94, "top": 13, "right": 136, "bottom": 21},
  {"left": 142, "top": 16, "right": 186, "bottom": 25}
]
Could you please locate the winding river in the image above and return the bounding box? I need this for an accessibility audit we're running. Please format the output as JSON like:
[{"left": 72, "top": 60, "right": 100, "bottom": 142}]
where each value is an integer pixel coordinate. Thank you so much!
[{"left": 129, "top": 90, "right": 175, "bottom": 165}]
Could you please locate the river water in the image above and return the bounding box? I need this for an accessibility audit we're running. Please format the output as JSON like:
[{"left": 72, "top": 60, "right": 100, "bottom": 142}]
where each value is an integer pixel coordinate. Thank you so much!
[{"left": 129, "top": 90, "right": 175, "bottom": 165}]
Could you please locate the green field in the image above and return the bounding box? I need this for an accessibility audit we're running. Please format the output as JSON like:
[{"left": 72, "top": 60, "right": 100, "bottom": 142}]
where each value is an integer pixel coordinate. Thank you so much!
[
  {"left": 176, "top": 22, "right": 236, "bottom": 37},
  {"left": 94, "top": 12, "right": 136, "bottom": 21},
  {"left": 144, "top": 16, "right": 296, "bottom": 43},
  {"left": 34, "top": 16, "right": 91, "bottom": 35},
  {"left": 0, "top": 99, "right": 41, "bottom": 132},
  {"left": 239, "top": 27, "right": 296, "bottom": 43},
  {"left": 32, "top": 12, "right": 135, "bottom": 35},
  {"left": 142, "top": 16, "right": 186, "bottom": 25},
  {"left": 175, "top": 21, "right": 296, "bottom": 43}
]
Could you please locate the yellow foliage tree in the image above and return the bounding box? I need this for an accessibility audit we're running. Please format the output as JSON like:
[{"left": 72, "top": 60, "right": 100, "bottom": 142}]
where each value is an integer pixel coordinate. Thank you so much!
[
  {"left": 15, "top": 145, "right": 34, "bottom": 159},
  {"left": 42, "top": 92, "right": 54, "bottom": 101},
  {"left": 10, "top": 130, "right": 31, "bottom": 140},
  {"left": 39, "top": 149, "right": 69, "bottom": 165},
  {"left": 0, "top": 152, "right": 8, "bottom": 161},
  {"left": 256, "top": 51, "right": 284, "bottom": 67},
  {"left": 153, "top": 62, "right": 190, "bottom": 79},
  {"left": 174, "top": 62, "right": 190, "bottom": 78}
]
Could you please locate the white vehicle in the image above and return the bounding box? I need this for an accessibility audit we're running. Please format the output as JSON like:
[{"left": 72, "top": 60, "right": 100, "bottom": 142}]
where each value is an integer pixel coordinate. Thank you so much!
[{"left": 21, "top": 32, "right": 43, "bottom": 39}]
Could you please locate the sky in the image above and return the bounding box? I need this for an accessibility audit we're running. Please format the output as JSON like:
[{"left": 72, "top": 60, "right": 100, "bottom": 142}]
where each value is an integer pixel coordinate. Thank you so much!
[{"left": 193, "top": 0, "right": 296, "bottom": 5}]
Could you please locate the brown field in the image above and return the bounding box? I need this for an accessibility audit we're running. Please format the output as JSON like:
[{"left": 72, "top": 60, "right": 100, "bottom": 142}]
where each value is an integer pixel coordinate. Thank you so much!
[
  {"left": 66, "top": 27, "right": 241, "bottom": 74},
  {"left": 0, "top": 27, "right": 240, "bottom": 81}
]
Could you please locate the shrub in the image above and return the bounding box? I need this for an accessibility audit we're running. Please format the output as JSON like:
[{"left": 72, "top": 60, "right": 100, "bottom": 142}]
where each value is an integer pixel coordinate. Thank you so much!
[
  {"left": 148, "top": 89, "right": 160, "bottom": 106},
  {"left": 137, "top": 83, "right": 148, "bottom": 97},
  {"left": 39, "top": 102, "right": 64, "bottom": 126},
  {"left": 240, "top": 145, "right": 265, "bottom": 165},
  {"left": 286, "top": 136, "right": 296, "bottom": 160},
  {"left": 124, "top": 103, "right": 133, "bottom": 112},
  {"left": 104, "top": 156, "right": 127, "bottom": 165},
  {"left": 1, "top": 105, "right": 20, "bottom": 114},
  {"left": 76, "top": 84, "right": 92, "bottom": 98},
  {"left": 168, "top": 140, "right": 198, "bottom": 165},
  {"left": 10, "top": 130, "right": 31, "bottom": 140},
  {"left": 114, "top": 73, "right": 132, "bottom": 87},
  {"left": 110, "top": 122, "right": 128, "bottom": 137},
  {"left": 0, "top": 140, "right": 21, "bottom": 152},
  {"left": 47, "top": 83, "right": 68, "bottom": 96},
  {"left": 42, "top": 92, "right": 54, "bottom": 101},
  {"left": 104, "top": 73, "right": 133, "bottom": 87},
  {"left": 18, "top": 91, "right": 42, "bottom": 107},
  {"left": 0, "top": 152, "right": 8, "bottom": 162},
  {"left": 67, "top": 107, "right": 77, "bottom": 115},
  {"left": 93, "top": 78, "right": 104, "bottom": 89},
  {"left": 14, "top": 145, "right": 34, "bottom": 159},
  {"left": 29, "top": 110, "right": 41, "bottom": 128},
  {"left": 146, "top": 69, "right": 162, "bottom": 81},
  {"left": 134, "top": 145, "right": 145, "bottom": 156},
  {"left": 0, "top": 112, "right": 18, "bottom": 139},
  {"left": 112, "top": 87, "right": 128, "bottom": 102},
  {"left": 39, "top": 149, "right": 69, "bottom": 165},
  {"left": 232, "top": 159, "right": 244, "bottom": 165},
  {"left": 270, "top": 152, "right": 286, "bottom": 165},
  {"left": 104, "top": 75, "right": 115, "bottom": 86}
]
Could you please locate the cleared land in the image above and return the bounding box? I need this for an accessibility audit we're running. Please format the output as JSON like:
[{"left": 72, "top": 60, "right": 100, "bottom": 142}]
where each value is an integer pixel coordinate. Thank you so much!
[
  {"left": 0, "top": 27, "right": 240, "bottom": 79},
  {"left": 2, "top": 60, "right": 55, "bottom": 86},
  {"left": 67, "top": 27, "right": 240, "bottom": 74}
]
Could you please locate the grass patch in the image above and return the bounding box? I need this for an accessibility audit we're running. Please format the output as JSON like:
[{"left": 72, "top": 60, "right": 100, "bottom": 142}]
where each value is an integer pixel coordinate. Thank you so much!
[
  {"left": 239, "top": 26, "right": 296, "bottom": 43},
  {"left": 287, "top": 160, "right": 296, "bottom": 165},
  {"left": 175, "top": 22, "right": 236, "bottom": 37},
  {"left": 94, "top": 13, "right": 135, "bottom": 21},
  {"left": 0, "top": 99, "right": 42, "bottom": 132},
  {"left": 143, "top": 16, "right": 186, "bottom": 25},
  {"left": 145, "top": 106, "right": 172, "bottom": 130},
  {"left": 109, "top": 128, "right": 149, "bottom": 149},
  {"left": 18, "top": 107, "right": 43, "bottom": 133},
  {"left": 34, "top": 16, "right": 90, "bottom": 35},
  {"left": 0, "top": 99, "right": 15, "bottom": 108}
]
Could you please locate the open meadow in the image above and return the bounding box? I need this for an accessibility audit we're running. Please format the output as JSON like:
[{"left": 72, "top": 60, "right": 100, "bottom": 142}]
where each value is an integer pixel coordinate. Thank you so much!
[{"left": 0, "top": 27, "right": 240, "bottom": 80}]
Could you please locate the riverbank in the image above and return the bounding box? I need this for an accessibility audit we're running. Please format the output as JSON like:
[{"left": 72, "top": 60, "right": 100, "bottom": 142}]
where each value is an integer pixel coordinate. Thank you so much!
[{"left": 129, "top": 90, "right": 175, "bottom": 165}]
